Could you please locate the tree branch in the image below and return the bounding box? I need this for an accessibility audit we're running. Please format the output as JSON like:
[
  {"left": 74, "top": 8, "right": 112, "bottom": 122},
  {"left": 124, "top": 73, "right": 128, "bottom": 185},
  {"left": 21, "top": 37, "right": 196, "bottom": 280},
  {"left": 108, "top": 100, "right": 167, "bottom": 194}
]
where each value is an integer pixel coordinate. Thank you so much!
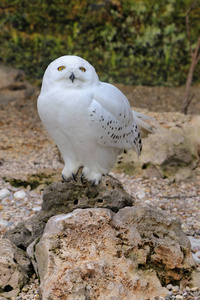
[
  {"left": 182, "top": 0, "right": 200, "bottom": 114},
  {"left": 186, "top": 0, "right": 200, "bottom": 57},
  {"left": 194, "top": 37, "right": 200, "bottom": 64}
]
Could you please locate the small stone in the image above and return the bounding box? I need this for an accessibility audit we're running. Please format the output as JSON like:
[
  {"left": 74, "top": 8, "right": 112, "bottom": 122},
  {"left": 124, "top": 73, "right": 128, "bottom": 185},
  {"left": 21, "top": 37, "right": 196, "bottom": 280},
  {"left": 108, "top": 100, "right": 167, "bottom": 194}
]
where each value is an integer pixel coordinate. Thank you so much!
[
  {"left": 14, "top": 190, "right": 27, "bottom": 199},
  {"left": 188, "top": 236, "right": 200, "bottom": 252},
  {"left": 0, "top": 219, "right": 9, "bottom": 227},
  {"left": 172, "top": 285, "right": 179, "bottom": 294},
  {"left": 32, "top": 206, "right": 41, "bottom": 212},
  {"left": 21, "top": 286, "right": 29, "bottom": 292},
  {"left": 0, "top": 188, "right": 11, "bottom": 199},
  {"left": 192, "top": 252, "right": 200, "bottom": 265},
  {"left": 167, "top": 284, "right": 173, "bottom": 290},
  {"left": 175, "top": 295, "right": 183, "bottom": 299},
  {"left": 135, "top": 190, "right": 146, "bottom": 199},
  {"left": 190, "top": 286, "right": 199, "bottom": 292}
]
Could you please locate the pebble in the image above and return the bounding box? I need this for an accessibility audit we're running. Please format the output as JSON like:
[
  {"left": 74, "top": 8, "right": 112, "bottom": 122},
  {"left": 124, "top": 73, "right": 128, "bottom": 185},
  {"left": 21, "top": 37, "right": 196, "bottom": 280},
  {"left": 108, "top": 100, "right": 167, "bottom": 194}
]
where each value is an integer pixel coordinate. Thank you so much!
[
  {"left": 0, "top": 188, "right": 10, "bottom": 199},
  {"left": 14, "top": 190, "right": 27, "bottom": 199},
  {"left": 193, "top": 251, "right": 200, "bottom": 264},
  {"left": 0, "top": 219, "right": 10, "bottom": 227},
  {"left": 188, "top": 236, "right": 200, "bottom": 252},
  {"left": 21, "top": 286, "right": 29, "bottom": 292},
  {"left": 166, "top": 284, "right": 173, "bottom": 290},
  {"left": 190, "top": 287, "right": 199, "bottom": 292},
  {"left": 175, "top": 296, "right": 183, "bottom": 299},
  {"left": 135, "top": 190, "right": 146, "bottom": 199},
  {"left": 172, "top": 286, "right": 179, "bottom": 292},
  {"left": 32, "top": 206, "right": 41, "bottom": 212}
]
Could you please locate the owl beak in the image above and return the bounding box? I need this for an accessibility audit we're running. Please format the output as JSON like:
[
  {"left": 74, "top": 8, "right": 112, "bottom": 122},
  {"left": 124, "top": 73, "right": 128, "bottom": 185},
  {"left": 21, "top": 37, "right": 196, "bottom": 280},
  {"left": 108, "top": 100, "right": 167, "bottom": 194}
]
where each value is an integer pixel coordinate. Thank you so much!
[{"left": 69, "top": 72, "right": 75, "bottom": 83}]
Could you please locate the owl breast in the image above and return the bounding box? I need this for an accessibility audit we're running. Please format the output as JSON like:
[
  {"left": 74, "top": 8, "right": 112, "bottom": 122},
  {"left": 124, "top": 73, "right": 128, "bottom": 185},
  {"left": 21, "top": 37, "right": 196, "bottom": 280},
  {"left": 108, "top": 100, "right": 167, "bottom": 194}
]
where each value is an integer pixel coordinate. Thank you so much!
[{"left": 38, "top": 87, "right": 94, "bottom": 144}]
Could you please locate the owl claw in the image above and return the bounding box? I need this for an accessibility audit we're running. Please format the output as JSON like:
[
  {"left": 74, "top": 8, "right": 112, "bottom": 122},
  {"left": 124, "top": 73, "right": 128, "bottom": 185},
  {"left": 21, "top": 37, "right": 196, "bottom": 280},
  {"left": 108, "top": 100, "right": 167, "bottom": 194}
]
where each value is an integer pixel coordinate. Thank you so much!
[
  {"left": 62, "top": 174, "right": 69, "bottom": 183},
  {"left": 81, "top": 173, "right": 85, "bottom": 184},
  {"left": 91, "top": 180, "right": 96, "bottom": 187},
  {"left": 72, "top": 173, "right": 77, "bottom": 182}
]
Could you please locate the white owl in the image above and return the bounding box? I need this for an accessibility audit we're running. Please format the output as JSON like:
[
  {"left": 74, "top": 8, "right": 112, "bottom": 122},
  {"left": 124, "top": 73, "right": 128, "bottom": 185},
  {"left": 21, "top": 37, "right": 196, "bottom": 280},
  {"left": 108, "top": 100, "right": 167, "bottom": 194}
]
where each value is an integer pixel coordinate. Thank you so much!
[{"left": 37, "top": 55, "right": 154, "bottom": 185}]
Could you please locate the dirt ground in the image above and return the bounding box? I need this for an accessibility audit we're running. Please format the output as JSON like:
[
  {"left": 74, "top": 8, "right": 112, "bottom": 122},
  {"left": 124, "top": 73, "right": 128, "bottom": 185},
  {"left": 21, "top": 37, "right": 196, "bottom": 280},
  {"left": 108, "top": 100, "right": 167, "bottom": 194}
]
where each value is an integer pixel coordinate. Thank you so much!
[
  {"left": 1, "top": 81, "right": 200, "bottom": 300},
  {"left": 117, "top": 84, "right": 200, "bottom": 114},
  {"left": 0, "top": 83, "right": 200, "bottom": 182}
]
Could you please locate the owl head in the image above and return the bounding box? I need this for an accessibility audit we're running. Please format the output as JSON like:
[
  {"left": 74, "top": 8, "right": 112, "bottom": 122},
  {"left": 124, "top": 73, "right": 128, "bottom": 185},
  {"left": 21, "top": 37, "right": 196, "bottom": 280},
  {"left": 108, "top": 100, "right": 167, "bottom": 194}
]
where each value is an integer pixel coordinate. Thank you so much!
[{"left": 41, "top": 55, "right": 99, "bottom": 92}]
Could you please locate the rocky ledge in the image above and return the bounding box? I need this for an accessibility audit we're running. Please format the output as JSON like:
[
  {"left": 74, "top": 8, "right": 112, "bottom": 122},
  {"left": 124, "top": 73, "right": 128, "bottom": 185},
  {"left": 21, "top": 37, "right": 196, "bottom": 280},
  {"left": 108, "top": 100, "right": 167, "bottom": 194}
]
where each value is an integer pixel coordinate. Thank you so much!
[{"left": 1, "top": 175, "right": 199, "bottom": 299}]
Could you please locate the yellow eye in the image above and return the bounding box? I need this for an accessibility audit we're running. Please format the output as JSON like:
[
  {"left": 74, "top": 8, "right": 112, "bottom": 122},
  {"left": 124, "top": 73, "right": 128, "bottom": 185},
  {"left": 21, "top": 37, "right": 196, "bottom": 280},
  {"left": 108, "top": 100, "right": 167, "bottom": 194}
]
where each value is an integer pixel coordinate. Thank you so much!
[
  {"left": 79, "top": 67, "right": 86, "bottom": 72},
  {"left": 57, "top": 66, "right": 66, "bottom": 71}
]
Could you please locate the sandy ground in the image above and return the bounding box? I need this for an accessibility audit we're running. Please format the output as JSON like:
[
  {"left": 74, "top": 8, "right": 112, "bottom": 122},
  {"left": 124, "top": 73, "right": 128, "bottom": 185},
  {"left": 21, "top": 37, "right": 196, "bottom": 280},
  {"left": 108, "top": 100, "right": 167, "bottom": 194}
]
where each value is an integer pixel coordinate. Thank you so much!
[{"left": 0, "top": 83, "right": 200, "bottom": 299}]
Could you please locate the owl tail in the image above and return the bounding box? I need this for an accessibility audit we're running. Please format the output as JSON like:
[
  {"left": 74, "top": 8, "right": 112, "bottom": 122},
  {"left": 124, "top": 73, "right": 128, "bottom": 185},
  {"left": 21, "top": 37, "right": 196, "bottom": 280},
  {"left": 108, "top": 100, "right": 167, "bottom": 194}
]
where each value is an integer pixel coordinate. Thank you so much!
[{"left": 132, "top": 111, "right": 157, "bottom": 134}]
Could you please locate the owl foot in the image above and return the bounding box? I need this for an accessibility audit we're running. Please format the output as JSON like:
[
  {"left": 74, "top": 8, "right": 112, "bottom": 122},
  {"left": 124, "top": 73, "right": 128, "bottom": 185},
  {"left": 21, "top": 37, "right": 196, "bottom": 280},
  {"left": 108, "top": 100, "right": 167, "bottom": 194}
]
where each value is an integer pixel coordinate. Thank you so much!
[
  {"left": 82, "top": 167, "right": 102, "bottom": 186},
  {"left": 62, "top": 173, "right": 77, "bottom": 183}
]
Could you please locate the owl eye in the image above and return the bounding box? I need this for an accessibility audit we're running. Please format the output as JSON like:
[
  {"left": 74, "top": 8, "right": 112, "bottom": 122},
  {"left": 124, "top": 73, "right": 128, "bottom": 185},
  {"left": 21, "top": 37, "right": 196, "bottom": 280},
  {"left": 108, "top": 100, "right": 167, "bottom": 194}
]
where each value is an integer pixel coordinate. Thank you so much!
[
  {"left": 58, "top": 66, "right": 66, "bottom": 71},
  {"left": 79, "top": 67, "right": 86, "bottom": 72}
]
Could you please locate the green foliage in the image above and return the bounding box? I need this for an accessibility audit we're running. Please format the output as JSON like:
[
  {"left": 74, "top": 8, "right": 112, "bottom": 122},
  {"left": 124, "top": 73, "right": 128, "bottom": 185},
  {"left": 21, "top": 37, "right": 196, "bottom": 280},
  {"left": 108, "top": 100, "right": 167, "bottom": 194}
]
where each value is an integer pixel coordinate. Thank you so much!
[{"left": 0, "top": 0, "right": 199, "bottom": 86}]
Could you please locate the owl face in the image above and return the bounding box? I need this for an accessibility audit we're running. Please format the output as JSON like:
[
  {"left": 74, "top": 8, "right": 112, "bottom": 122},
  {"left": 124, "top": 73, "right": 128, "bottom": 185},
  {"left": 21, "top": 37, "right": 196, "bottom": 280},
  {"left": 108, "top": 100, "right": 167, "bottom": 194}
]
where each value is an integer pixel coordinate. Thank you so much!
[{"left": 42, "top": 55, "right": 99, "bottom": 91}]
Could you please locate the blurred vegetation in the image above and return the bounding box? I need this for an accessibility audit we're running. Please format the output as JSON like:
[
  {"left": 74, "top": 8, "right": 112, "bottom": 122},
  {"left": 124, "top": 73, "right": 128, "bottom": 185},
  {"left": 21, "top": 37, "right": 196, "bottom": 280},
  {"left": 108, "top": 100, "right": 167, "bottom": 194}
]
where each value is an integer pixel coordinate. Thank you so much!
[{"left": 0, "top": 0, "right": 200, "bottom": 86}]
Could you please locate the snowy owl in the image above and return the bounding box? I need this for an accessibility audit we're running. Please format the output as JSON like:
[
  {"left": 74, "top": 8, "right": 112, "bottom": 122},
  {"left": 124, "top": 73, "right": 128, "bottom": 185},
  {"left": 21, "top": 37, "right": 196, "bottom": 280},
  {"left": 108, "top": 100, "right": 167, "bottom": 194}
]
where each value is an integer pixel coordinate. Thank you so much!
[{"left": 37, "top": 55, "right": 154, "bottom": 185}]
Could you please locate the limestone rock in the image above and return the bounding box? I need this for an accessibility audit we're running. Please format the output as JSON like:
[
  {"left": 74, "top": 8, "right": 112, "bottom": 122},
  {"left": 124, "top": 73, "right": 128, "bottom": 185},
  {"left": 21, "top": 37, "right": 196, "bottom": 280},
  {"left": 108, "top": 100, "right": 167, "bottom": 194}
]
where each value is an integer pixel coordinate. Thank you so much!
[
  {"left": 0, "top": 239, "right": 32, "bottom": 299},
  {"left": 114, "top": 116, "right": 200, "bottom": 180},
  {"left": 0, "top": 65, "right": 25, "bottom": 90},
  {"left": 0, "top": 188, "right": 10, "bottom": 199},
  {"left": 4, "top": 174, "right": 133, "bottom": 249},
  {"left": 29, "top": 206, "right": 196, "bottom": 300},
  {"left": 0, "top": 65, "right": 38, "bottom": 106}
]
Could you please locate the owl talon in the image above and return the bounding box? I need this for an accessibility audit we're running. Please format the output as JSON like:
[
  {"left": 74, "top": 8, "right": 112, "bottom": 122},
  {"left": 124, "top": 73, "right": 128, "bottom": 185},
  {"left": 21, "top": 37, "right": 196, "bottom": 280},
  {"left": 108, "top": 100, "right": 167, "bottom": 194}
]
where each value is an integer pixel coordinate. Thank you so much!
[
  {"left": 72, "top": 173, "right": 77, "bottom": 182},
  {"left": 81, "top": 173, "right": 85, "bottom": 184},
  {"left": 62, "top": 174, "right": 69, "bottom": 183},
  {"left": 91, "top": 180, "right": 96, "bottom": 187}
]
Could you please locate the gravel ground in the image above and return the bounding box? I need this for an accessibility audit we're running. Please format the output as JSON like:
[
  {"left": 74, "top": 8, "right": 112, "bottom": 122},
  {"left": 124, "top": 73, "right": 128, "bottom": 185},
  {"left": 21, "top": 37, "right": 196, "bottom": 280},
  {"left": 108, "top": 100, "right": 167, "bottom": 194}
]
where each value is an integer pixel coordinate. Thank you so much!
[
  {"left": 0, "top": 168, "right": 200, "bottom": 299},
  {"left": 0, "top": 84, "right": 200, "bottom": 299}
]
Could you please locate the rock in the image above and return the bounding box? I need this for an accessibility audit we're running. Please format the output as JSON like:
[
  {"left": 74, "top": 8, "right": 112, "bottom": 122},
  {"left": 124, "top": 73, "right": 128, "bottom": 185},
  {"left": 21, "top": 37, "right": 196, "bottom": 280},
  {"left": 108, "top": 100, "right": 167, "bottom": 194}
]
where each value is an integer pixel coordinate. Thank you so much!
[
  {"left": 28, "top": 205, "right": 196, "bottom": 300},
  {"left": 114, "top": 116, "right": 200, "bottom": 181},
  {"left": 135, "top": 190, "right": 146, "bottom": 199},
  {"left": 0, "top": 65, "right": 38, "bottom": 106},
  {"left": 0, "top": 220, "right": 10, "bottom": 227},
  {"left": 0, "top": 65, "right": 25, "bottom": 90},
  {"left": 190, "top": 286, "right": 199, "bottom": 292},
  {"left": 188, "top": 236, "right": 200, "bottom": 252},
  {"left": 14, "top": 190, "right": 27, "bottom": 199},
  {"left": 0, "top": 239, "right": 32, "bottom": 299},
  {"left": 4, "top": 174, "right": 133, "bottom": 249},
  {"left": 0, "top": 188, "right": 10, "bottom": 199},
  {"left": 192, "top": 252, "right": 200, "bottom": 265},
  {"left": 190, "top": 271, "right": 200, "bottom": 289},
  {"left": 166, "top": 284, "right": 173, "bottom": 290}
]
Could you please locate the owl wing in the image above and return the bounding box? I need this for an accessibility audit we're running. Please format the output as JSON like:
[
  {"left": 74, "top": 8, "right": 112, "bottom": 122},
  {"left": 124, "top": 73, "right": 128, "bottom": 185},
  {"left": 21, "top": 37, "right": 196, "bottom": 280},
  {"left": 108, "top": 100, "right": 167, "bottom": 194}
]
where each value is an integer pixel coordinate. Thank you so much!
[{"left": 89, "top": 82, "right": 142, "bottom": 155}]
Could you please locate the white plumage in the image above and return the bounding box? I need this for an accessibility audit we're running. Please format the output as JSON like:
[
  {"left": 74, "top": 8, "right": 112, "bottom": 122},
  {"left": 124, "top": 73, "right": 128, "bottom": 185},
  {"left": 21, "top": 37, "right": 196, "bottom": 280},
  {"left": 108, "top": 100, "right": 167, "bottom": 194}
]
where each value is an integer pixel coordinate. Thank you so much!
[{"left": 37, "top": 55, "right": 153, "bottom": 185}]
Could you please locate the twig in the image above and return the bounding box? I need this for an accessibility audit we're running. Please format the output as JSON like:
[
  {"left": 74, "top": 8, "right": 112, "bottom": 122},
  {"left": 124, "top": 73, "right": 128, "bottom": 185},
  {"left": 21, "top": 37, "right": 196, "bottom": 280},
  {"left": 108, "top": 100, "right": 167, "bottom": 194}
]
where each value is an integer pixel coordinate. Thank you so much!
[{"left": 181, "top": 1, "right": 200, "bottom": 114}]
